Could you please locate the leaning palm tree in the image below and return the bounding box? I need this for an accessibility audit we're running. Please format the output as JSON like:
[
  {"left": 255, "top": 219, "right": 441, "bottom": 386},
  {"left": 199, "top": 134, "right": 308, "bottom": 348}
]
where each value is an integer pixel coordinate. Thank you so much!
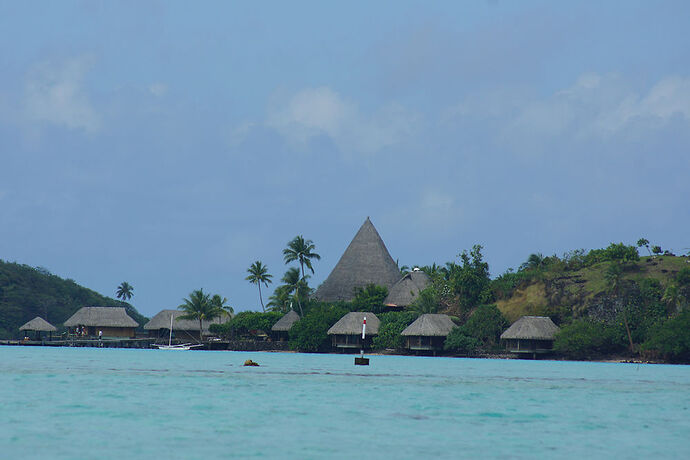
[
  {"left": 282, "top": 267, "right": 310, "bottom": 317},
  {"left": 283, "top": 235, "right": 321, "bottom": 279},
  {"left": 178, "top": 289, "right": 223, "bottom": 341},
  {"left": 210, "top": 294, "right": 234, "bottom": 317},
  {"left": 246, "top": 261, "right": 273, "bottom": 312},
  {"left": 116, "top": 282, "right": 134, "bottom": 303},
  {"left": 267, "top": 285, "right": 291, "bottom": 313}
]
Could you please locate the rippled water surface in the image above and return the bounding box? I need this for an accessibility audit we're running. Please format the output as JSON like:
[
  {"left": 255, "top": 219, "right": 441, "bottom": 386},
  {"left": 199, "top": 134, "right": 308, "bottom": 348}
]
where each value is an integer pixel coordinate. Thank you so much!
[{"left": 2, "top": 347, "right": 689, "bottom": 459}]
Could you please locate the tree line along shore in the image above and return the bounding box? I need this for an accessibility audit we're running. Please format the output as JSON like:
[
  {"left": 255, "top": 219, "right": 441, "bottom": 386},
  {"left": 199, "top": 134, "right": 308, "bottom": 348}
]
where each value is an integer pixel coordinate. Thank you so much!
[{"left": 2, "top": 218, "right": 689, "bottom": 363}]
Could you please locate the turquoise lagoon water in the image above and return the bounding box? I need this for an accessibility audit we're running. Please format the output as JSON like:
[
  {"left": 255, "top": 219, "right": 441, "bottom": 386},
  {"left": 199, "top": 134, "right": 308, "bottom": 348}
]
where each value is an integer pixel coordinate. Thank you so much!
[{"left": 1, "top": 347, "right": 689, "bottom": 459}]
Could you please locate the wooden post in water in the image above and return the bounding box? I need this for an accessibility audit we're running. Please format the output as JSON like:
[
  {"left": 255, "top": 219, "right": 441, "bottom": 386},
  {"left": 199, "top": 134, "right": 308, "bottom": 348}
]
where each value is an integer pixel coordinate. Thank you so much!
[{"left": 354, "top": 316, "right": 369, "bottom": 366}]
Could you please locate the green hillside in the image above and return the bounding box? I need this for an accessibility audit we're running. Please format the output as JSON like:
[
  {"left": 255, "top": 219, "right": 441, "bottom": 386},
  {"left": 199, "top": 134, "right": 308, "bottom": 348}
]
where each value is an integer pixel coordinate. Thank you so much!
[{"left": 0, "top": 260, "right": 147, "bottom": 338}]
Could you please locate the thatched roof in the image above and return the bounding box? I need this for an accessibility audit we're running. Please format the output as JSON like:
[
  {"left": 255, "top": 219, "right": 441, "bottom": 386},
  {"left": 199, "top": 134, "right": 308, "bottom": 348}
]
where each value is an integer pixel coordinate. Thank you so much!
[
  {"left": 500, "top": 316, "right": 560, "bottom": 340},
  {"left": 19, "top": 316, "right": 57, "bottom": 332},
  {"left": 384, "top": 269, "right": 431, "bottom": 307},
  {"left": 327, "top": 312, "right": 380, "bottom": 336},
  {"left": 64, "top": 307, "right": 139, "bottom": 328},
  {"left": 144, "top": 309, "right": 230, "bottom": 332},
  {"left": 313, "top": 217, "right": 401, "bottom": 302},
  {"left": 401, "top": 314, "right": 456, "bottom": 337},
  {"left": 271, "top": 310, "right": 300, "bottom": 332}
]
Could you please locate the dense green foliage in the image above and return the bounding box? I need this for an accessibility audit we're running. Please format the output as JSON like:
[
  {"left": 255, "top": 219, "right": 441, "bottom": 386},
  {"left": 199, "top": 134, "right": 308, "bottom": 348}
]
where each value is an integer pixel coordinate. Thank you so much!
[
  {"left": 288, "top": 304, "right": 349, "bottom": 352},
  {"left": 410, "top": 287, "right": 440, "bottom": 314},
  {"left": 0, "top": 260, "right": 147, "bottom": 339},
  {"left": 443, "top": 304, "right": 507, "bottom": 353},
  {"left": 642, "top": 310, "right": 690, "bottom": 363},
  {"left": 209, "top": 311, "right": 282, "bottom": 338},
  {"left": 372, "top": 311, "right": 419, "bottom": 350},
  {"left": 553, "top": 320, "right": 626, "bottom": 359},
  {"left": 351, "top": 284, "right": 388, "bottom": 314}
]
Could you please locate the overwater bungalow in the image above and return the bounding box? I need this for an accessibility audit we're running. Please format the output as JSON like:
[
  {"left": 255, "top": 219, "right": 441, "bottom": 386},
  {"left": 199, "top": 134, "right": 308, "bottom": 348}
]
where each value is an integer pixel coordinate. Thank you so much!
[
  {"left": 384, "top": 268, "right": 430, "bottom": 309},
  {"left": 313, "top": 217, "right": 401, "bottom": 302},
  {"left": 401, "top": 314, "right": 456, "bottom": 354},
  {"left": 19, "top": 316, "right": 57, "bottom": 340},
  {"left": 144, "top": 309, "right": 230, "bottom": 341},
  {"left": 270, "top": 310, "right": 300, "bottom": 341},
  {"left": 500, "top": 316, "right": 560, "bottom": 357},
  {"left": 327, "top": 312, "right": 379, "bottom": 351},
  {"left": 64, "top": 307, "right": 138, "bottom": 338}
]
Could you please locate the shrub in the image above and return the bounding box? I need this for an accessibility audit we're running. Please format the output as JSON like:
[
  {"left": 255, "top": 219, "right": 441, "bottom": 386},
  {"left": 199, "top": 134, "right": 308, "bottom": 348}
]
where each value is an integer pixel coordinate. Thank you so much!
[
  {"left": 351, "top": 284, "right": 388, "bottom": 314},
  {"left": 444, "top": 328, "right": 479, "bottom": 353},
  {"left": 209, "top": 311, "right": 282, "bottom": 338},
  {"left": 461, "top": 304, "right": 508, "bottom": 348},
  {"left": 288, "top": 305, "right": 349, "bottom": 352},
  {"left": 642, "top": 310, "right": 690, "bottom": 363},
  {"left": 372, "top": 311, "right": 419, "bottom": 350},
  {"left": 553, "top": 320, "right": 626, "bottom": 359}
]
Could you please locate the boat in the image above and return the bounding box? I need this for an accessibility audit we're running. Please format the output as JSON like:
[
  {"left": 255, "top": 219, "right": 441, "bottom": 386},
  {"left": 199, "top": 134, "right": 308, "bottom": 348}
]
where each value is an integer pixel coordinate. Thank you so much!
[{"left": 152, "top": 314, "right": 203, "bottom": 350}]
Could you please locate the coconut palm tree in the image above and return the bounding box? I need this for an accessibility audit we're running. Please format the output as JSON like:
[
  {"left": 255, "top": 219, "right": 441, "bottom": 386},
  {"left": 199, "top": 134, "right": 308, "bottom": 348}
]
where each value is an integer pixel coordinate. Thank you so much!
[
  {"left": 246, "top": 261, "right": 273, "bottom": 312},
  {"left": 282, "top": 267, "right": 309, "bottom": 317},
  {"left": 267, "top": 285, "right": 291, "bottom": 313},
  {"left": 178, "top": 289, "right": 223, "bottom": 341},
  {"left": 116, "top": 282, "right": 134, "bottom": 303},
  {"left": 210, "top": 294, "right": 234, "bottom": 316},
  {"left": 283, "top": 235, "right": 320, "bottom": 279}
]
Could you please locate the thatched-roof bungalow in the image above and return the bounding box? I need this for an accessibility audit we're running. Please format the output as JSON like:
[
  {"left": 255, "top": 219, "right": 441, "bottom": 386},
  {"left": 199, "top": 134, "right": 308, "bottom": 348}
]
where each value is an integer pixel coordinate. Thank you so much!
[
  {"left": 401, "top": 314, "right": 456, "bottom": 353},
  {"left": 144, "top": 309, "right": 230, "bottom": 341},
  {"left": 270, "top": 310, "right": 300, "bottom": 341},
  {"left": 327, "top": 312, "right": 380, "bottom": 350},
  {"left": 384, "top": 268, "right": 431, "bottom": 309},
  {"left": 313, "top": 218, "right": 401, "bottom": 302},
  {"left": 19, "top": 316, "right": 57, "bottom": 340},
  {"left": 64, "top": 307, "right": 138, "bottom": 338},
  {"left": 500, "top": 316, "right": 560, "bottom": 357}
]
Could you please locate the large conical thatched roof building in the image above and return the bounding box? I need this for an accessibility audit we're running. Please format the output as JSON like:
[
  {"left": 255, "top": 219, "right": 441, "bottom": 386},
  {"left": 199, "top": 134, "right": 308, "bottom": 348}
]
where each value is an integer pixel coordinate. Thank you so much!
[
  {"left": 384, "top": 268, "right": 431, "bottom": 308},
  {"left": 314, "top": 217, "right": 401, "bottom": 302},
  {"left": 19, "top": 316, "right": 57, "bottom": 332}
]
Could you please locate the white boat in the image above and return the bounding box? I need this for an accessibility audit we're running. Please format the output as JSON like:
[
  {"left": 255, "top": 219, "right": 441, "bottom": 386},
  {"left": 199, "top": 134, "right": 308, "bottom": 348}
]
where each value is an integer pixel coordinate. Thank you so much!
[{"left": 152, "top": 314, "right": 203, "bottom": 350}]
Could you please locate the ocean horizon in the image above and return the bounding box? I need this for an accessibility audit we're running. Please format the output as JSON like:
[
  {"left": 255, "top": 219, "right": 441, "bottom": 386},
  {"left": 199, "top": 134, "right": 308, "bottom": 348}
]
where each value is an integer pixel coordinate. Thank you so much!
[{"left": 2, "top": 346, "right": 689, "bottom": 459}]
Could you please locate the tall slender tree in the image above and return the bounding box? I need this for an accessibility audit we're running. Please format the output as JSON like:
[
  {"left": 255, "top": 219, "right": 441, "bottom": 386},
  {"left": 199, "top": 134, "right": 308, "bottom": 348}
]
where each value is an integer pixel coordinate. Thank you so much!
[
  {"left": 245, "top": 261, "right": 273, "bottom": 312},
  {"left": 178, "top": 289, "right": 224, "bottom": 341},
  {"left": 282, "top": 267, "right": 309, "bottom": 317},
  {"left": 283, "top": 235, "right": 321, "bottom": 279},
  {"left": 605, "top": 263, "right": 634, "bottom": 353},
  {"left": 210, "top": 294, "right": 234, "bottom": 317},
  {"left": 116, "top": 282, "right": 134, "bottom": 303}
]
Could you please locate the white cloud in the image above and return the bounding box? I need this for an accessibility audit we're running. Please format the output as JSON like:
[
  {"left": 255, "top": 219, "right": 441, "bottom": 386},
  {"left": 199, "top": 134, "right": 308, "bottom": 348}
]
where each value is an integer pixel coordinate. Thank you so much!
[
  {"left": 24, "top": 57, "right": 100, "bottom": 132},
  {"left": 148, "top": 82, "right": 168, "bottom": 97},
  {"left": 266, "top": 87, "right": 418, "bottom": 154}
]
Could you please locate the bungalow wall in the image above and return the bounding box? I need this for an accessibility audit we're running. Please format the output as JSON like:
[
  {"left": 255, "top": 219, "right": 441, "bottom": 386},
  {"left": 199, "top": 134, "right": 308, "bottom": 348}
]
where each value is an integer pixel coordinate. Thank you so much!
[
  {"left": 73, "top": 326, "right": 136, "bottom": 338},
  {"left": 405, "top": 336, "right": 446, "bottom": 351},
  {"left": 504, "top": 338, "right": 554, "bottom": 352},
  {"left": 331, "top": 334, "right": 373, "bottom": 350},
  {"left": 148, "top": 329, "right": 202, "bottom": 341}
]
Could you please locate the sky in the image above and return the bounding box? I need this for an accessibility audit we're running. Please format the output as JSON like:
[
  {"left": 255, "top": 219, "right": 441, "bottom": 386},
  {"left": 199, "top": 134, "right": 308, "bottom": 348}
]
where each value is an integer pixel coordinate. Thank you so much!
[{"left": 1, "top": 1, "right": 689, "bottom": 318}]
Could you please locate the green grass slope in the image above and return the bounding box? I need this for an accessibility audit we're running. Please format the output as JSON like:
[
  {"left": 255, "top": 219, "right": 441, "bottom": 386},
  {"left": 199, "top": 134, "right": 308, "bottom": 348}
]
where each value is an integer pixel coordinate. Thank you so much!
[{"left": 0, "top": 260, "right": 148, "bottom": 338}]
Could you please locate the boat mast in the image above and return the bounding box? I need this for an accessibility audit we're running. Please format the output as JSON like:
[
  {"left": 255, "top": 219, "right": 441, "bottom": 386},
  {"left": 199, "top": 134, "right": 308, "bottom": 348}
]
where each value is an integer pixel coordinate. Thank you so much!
[{"left": 168, "top": 314, "right": 173, "bottom": 347}]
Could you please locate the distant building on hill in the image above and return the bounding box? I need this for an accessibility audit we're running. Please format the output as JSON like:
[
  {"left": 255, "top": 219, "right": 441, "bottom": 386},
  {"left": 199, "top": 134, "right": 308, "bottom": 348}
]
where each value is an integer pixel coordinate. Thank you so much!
[
  {"left": 327, "top": 312, "right": 380, "bottom": 351},
  {"left": 313, "top": 217, "right": 401, "bottom": 302},
  {"left": 500, "top": 316, "right": 560, "bottom": 358},
  {"left": 270, "top": 310, "right": 300, "bottom": 342},
  {"left": 401, "top": 314, "right": 456, "bottom": 354},
  {"left": 384, "top": 268, "right": 431, "bottom": 309},
  {"left": 144, "top": 309, "right": 230, "bottom": 341},
  {"left": 64, "top": 307, "right": 138, "bottom": 338}
]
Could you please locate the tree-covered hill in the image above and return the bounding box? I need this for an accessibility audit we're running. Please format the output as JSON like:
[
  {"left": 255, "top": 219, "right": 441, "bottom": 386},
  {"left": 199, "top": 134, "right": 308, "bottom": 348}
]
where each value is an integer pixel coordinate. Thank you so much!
[{"left": 0, "top": 260, "right": 148, "bottom": 338}]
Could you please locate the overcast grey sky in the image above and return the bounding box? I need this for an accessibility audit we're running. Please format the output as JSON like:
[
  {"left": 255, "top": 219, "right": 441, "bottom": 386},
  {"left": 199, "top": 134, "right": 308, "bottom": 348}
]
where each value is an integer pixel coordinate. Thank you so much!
[{"left": 1, "top": 1, "right": 688, "bottom": 317}]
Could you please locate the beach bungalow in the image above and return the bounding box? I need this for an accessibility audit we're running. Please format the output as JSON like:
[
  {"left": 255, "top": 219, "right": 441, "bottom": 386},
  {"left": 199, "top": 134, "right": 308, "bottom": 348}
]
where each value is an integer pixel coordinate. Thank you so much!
[
  {"left": 384, "top": 268, "right": 431, "bottom": 309},
  {"left": 64, "top": 307, "right": 138, "bottom": 338},
  {"left": 327, "top": 312, "right": 380, "bottom": 351},
  {"left": 270, "top": 310, "right": 300, "bottom": 341},
  {"left": 144, "top": 309, "right": 230, "bottom": 341},
  {"left": 19, "top": 316, "right": 57, "bottom": 341},
  {"left": 313, "top": 217, "right": 401, "bottom": 302},
  {"left": 500, "top": 316, "right": 560, "bottom": 357},
  {"left": 401, "top": 314, "right": 456, "bottom": 354}
]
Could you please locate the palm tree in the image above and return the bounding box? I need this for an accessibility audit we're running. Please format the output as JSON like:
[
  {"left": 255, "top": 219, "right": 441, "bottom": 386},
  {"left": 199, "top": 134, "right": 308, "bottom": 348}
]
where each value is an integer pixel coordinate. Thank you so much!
[
  {"left": 605, "top": 263, "right": 634, "bottom": 353},
  {"left": 637, "top": 238, "right": 651, "bottom": 256},
  {"left": 282, "top": 267, "right": 309, "bottom": 317},
  {"left": 116, "top": 282, "right": 134, "bottom": 303},
  {"left": 267, "top": 285, "right": 291, "bottom": 313},
  {"left": 178, "top": 289, "right": 223, "bottom": 341},
  {"left": 210, "top": 294, "right": 234, "bottom": 317},
  {"left": 283, "top": 235, "right": 321, "bottom": 279},
  {"left": 246, "top": 261, "right": 273, "bottom": 312}
]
